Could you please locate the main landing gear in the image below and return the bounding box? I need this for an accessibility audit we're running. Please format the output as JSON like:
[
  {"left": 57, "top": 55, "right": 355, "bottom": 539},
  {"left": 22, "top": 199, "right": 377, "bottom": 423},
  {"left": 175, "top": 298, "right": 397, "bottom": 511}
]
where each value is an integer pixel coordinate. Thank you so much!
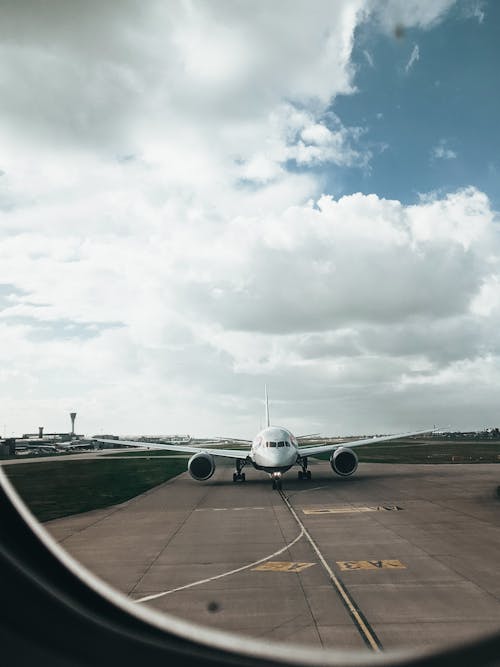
[
  {"left": 297, "top": 457, "right": 312, "bottom": 481},
  {"left": 233, "top": 461, "right": 246, "bottom": 483},
  {"left": 271, "top": 472, "right": 282, "bottom": 491}
]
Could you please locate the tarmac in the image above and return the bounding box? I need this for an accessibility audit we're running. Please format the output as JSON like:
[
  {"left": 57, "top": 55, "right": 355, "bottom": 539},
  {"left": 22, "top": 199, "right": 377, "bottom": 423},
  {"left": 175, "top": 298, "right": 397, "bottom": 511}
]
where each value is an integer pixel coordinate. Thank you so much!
[{"left": 43, "top": 459, "right": 500, "bottom": 653}]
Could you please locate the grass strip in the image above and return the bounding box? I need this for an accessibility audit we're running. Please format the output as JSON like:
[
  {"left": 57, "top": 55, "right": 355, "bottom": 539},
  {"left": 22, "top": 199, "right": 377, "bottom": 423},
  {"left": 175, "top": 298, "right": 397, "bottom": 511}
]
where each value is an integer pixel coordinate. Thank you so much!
[
  {"left": 312, "top": 439, "right": 500, "bottom": 464},
  {"left": 4, "top": 457, "right": 187, "bottom": 523}
]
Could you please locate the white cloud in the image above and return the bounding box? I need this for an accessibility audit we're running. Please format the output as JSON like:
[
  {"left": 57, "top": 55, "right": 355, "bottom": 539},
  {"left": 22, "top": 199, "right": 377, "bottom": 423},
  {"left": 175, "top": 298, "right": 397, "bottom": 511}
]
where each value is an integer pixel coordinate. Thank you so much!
[
  {"left": 405, "top": 44, "right": 420, "bottom": 73},
  {"left": 0, "top": 1, "right": 364, "bottom": 157},
  {"left": 370, "top": 0, "right": 456, "bottom": 32},
  {"left": 2, "top": 181, "right": 499, "bottom": 436},
  {"left": 234, "top": 106, "right": 370, "bottom": 183},
  {"left": 463, "top": 1, "right": 486, "bottom": 23},
  {"left": 432, "top": 139, "right": 458, "bottom": 160},
  {"left": 1, "top": 1, "right": 497, "bottom": 439},
  {"left": 363, "top": 49, "right": 375, "bottom": 67}
]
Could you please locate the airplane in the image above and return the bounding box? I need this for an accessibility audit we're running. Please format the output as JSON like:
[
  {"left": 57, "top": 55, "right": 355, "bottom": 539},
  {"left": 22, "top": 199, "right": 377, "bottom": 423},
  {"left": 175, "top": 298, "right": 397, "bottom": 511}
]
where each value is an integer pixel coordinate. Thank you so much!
[{"left": 97, "top": 387, "right": 439, "bottom": 490}]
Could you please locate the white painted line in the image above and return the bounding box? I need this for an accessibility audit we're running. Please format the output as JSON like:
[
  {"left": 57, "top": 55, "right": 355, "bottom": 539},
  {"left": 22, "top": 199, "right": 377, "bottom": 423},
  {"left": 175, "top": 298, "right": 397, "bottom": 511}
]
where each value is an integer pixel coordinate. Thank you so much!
[
  {"left": 134, "top": 527, "right": 305, "bottom": 603},
  {"left": 194, "top": 507, "right": 266, "bottom": 512}
]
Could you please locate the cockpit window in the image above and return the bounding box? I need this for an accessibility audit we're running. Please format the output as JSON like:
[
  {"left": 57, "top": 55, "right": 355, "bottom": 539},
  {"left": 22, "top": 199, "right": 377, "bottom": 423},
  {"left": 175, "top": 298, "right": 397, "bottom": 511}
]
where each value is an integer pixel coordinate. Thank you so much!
[
  {"left": 278, "top": 441, "right": 285, "bottom": 447},
  {"left": 269, "top": 441, "right": 277, "bottom": 447}
]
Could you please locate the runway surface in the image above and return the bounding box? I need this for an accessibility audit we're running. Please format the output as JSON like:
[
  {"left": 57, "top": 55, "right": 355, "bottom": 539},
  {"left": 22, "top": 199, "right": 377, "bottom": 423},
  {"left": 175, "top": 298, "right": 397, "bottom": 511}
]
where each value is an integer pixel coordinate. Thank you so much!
[{"left": 44, "top": 460, "right": 500, "bottom": 653}]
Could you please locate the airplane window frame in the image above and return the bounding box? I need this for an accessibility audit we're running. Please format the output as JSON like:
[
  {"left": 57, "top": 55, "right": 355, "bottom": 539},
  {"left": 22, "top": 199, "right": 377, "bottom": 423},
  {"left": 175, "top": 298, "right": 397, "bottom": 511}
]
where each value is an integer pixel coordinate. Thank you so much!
[{"left": 1, "top": 465, "right": 500, "bottom": 667}]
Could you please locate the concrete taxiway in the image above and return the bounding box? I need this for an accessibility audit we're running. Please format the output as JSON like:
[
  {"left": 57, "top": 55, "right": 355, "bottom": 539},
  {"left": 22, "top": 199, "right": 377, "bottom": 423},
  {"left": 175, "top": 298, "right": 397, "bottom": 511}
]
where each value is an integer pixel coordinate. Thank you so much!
[{"left": 43, "top": 460, "right": 500, "bottom": 652}]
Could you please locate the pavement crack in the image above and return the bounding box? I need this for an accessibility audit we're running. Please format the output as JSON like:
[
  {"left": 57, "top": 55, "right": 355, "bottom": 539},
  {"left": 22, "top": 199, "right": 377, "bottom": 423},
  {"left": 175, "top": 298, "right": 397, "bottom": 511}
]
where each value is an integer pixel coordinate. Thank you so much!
[
  {"left": 127, "top": 486, "right": 213, "bottom": 597},
  {"left": 271, "top": 496, "right": 324, "bottom": 648}
]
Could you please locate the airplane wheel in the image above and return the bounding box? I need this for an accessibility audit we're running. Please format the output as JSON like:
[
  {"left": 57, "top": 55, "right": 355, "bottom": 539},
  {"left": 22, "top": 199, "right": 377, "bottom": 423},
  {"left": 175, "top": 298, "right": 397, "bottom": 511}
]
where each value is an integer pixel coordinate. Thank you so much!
[
  {"left": 277, "top": 479, "right": 282, "bottom": 491},
  {"left": 233, "top": 473, "right": 237, "bottom": 483},
  {"left": 241, "top": 473, "right": 246, "bottom": 482},
  {"left": 272, "top": 479, "right": 277, "bottom": 490},
  {"left": 306, "top": 470, "right": 312, "bottom": 480}
]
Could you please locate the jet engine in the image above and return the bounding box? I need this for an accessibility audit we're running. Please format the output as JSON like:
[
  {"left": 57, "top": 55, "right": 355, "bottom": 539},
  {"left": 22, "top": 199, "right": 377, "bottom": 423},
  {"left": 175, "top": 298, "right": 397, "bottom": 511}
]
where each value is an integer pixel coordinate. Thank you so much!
[
  {"left": 188, "top": 452, "right": 216, "bottom": 481},
  {"left": 330, "top": 447, "right": 358, "bottom": 477}
]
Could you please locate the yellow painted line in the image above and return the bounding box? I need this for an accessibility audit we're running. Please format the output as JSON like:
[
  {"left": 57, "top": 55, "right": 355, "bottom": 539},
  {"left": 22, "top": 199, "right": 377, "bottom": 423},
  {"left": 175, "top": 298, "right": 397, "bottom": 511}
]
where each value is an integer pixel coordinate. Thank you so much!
[
  {"left": 279, "top": 491, "right": 383, "bottom": 652},
  {"left": 252, "top": 561, "right": 315, "bottom": 573},
  {"left": 304, "top": 507, "right": 375, "bottom": 515},
  {"left": 303, "top": 505, "right": 401, "bottom": 515},
  {"left": 337, "top": 559, "right": 406, "bottom": 571}
]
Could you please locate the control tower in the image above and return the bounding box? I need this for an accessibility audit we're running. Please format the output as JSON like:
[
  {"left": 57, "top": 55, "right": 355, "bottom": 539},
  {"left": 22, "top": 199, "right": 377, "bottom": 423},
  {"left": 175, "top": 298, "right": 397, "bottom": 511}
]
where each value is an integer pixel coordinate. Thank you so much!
[{"left": 70, "top": 412, "right": 77, "bottom": 438}]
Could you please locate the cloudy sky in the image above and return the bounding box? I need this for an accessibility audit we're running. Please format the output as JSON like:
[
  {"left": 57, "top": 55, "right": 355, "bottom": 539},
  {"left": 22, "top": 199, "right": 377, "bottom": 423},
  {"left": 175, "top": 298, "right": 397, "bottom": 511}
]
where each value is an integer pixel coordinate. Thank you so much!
[{"left": 1, "top": 0, "right": 499, "bottom": 438}]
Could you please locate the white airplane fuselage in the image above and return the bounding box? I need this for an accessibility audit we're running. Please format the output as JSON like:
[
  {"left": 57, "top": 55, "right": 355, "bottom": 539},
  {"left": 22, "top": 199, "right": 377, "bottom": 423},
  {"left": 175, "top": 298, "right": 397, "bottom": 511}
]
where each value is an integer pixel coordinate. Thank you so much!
[{"left": 250, "top": 426, "right": 299, "bottom": 473}]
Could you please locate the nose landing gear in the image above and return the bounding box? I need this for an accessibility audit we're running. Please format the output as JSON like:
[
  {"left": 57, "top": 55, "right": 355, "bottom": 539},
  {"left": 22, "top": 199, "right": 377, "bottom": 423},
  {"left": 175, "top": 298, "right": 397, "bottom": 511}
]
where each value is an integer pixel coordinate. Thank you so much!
[{"left": 271, "top": 472, "right": 282, "bottom": 490}]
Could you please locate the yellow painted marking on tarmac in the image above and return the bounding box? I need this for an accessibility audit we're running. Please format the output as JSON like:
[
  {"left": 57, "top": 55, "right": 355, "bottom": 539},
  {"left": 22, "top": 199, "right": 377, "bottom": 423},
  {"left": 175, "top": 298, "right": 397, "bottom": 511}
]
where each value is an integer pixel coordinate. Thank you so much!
[
  {"left": 252, "top": 561, "right": 315, "bottom": 573},
  {"left": 304, "top": 507, "right": 375, "bottom": 515},
  {"left": 337, "top": 559, "right": 406, "bottom": 571},
  {"left": 303, "top": 505, "right": 401, "bottom": 515}
]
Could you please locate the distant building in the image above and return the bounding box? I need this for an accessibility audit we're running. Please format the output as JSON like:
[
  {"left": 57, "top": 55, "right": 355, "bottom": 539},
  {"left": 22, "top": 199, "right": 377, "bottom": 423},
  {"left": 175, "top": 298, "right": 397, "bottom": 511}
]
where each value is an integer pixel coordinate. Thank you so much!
[
  {"left": 0, "top": 439, "right": 16, "bottom": 457},
  {"left": 21, "top": 432, "right": 82, "bottom": 442},
  {"left": 136, "top": 435, "right": 191, "bottom": 443}
]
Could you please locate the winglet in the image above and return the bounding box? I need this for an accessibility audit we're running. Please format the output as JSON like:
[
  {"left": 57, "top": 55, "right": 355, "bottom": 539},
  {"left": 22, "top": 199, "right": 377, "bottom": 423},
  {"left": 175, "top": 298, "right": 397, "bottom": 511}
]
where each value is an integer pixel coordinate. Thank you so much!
[{"left": 265, "top": 384, "right": 270, "bottom": 427}]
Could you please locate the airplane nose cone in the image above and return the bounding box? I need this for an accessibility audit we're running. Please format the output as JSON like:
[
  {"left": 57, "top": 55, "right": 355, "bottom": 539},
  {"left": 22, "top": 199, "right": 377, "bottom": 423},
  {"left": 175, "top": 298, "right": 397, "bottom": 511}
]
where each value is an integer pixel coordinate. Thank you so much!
[{"left": 255, "top": 446, "right": 295, "bottom": 469}]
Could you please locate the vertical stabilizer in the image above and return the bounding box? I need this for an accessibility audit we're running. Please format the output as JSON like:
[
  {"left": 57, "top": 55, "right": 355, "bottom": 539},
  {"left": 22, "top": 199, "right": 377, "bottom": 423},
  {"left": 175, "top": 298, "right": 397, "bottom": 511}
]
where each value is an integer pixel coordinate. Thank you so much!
[{"left": 265, "top": 384, "right": 270, "bottom": 427}]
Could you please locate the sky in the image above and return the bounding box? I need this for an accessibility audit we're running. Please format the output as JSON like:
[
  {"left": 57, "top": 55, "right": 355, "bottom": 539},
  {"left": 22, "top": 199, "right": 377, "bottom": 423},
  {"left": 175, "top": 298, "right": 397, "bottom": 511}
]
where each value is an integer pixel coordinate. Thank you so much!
[{"left": 1, "top": 0, "right": 499, "bottom": 438}]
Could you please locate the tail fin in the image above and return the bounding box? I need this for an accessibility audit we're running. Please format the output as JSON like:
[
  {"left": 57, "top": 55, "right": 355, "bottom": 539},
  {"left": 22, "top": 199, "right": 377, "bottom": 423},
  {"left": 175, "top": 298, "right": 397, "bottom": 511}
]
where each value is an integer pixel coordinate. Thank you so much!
[{"left": 265, "top": 384, "right": 270, "bottom": 427}]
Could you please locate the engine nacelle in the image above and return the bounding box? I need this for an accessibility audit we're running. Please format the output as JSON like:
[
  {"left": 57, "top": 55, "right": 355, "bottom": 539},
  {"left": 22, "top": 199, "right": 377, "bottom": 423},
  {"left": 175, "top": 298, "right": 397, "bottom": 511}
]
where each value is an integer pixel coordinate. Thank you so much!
[
  {"left": 330, "top": 447, "right": 358, "bottom": 477},
  {"left": 188, "top": 452, "right": 216, "bottom": 481}
]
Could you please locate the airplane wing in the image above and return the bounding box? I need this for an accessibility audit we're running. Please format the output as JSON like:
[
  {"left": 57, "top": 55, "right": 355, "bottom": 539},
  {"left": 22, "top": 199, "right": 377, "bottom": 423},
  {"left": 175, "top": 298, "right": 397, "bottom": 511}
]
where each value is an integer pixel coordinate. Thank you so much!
[
  {"left": 296, "top": 427, "right": 440, "bottom": 457},
  {"left": 95, "top": 439, "right": 250, "bottom": 460}
]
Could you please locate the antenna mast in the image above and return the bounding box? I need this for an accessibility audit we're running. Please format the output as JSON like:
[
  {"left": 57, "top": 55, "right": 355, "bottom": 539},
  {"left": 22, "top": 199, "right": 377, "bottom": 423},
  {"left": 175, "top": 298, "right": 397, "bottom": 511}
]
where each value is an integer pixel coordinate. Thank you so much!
[{"left": 265, "top": 385, "right": 270, "bottom": 427}]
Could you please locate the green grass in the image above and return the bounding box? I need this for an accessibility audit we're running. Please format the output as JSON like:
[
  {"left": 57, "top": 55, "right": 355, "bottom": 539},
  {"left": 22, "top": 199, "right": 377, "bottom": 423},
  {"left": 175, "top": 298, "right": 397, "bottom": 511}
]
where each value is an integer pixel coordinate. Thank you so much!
[
  {"left": 311, "top": 439, "right": 500, "bottom": 464},
  {"left": 4, "top": 457, "right": 187, "bottom": 523}
]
